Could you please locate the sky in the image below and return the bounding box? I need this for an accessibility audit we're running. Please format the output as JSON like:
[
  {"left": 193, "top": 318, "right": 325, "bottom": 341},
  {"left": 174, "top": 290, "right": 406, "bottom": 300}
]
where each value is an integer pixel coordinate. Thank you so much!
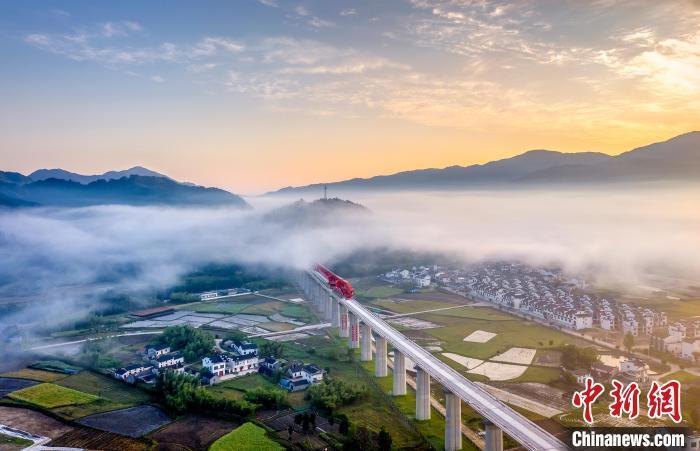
[{"left": 1, "top": 0, "right": 699, "bottom": 194}]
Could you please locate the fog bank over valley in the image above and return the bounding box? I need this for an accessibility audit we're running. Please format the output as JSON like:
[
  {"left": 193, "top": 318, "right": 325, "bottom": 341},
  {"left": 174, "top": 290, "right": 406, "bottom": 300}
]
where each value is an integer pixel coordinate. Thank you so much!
[{"left": 1, "top": 185, "right": 698, "bottom": 328}]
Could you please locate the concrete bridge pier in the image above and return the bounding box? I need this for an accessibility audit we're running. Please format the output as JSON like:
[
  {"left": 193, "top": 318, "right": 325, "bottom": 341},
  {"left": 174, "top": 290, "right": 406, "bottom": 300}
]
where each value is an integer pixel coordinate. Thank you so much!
[
  {"left": 375, "top": 335, "right": 388, "bottom": 377},
  {"left": 444, "top": 389, "right": 462, "bottom": 451},
  {"left": 331, "top": 297, "right": 340, "bottom": 327},
  {"left": 392, "top": 349, "right": 406, "bottom": 395},
  {"left": 415, "top": 366, "right": 431, "bottom": 420},
  {"left": 339, "top": 304, "right": 349, "bottom": 337},
  {"left": 360, "top": 323, "right": 373, "bottom": 361},
  {"left": 348, "top": 312, "right": 360, "bottom": 349},
  {"left": 484, "top": 420, "right": 503, "bottom": 451},
  {"left": 323, "top": 294, "right": 332, "bottom": 320}
]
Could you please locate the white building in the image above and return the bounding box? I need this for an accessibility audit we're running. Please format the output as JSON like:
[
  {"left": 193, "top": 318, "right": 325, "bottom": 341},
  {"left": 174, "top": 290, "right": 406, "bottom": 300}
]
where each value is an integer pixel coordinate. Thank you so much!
[
  {"left": 231, "top": 340, "right": 258, "bottom": 356},
  {"left": 146, "top": 344, "right": 171, "bottom": 359},
  {"left": 200, "top": 291, "right": 219, "bottom": 301}
]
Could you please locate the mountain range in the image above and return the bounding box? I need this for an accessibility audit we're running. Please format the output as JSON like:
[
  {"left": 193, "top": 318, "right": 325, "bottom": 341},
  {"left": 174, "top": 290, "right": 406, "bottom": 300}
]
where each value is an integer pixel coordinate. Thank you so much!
[
  {"left": 0, "top": 167, "right": 249, "bottom": 208},
  {"left": 270, "top": 131, "right": 700, "bottom": 195}
]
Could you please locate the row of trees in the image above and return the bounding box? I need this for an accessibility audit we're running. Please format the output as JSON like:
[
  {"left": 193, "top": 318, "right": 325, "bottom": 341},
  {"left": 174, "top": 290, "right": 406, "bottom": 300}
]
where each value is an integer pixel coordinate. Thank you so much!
[
  {"left": 159, "top": 325, "right": 215, "bottom": 362},
  {"left": 243, "top": 386, "right": 289, "bottom": 410},
  {"left": 156, "top": 371, "right": 256, "bottom": 417},
  {"left": 306, "top": 378, "right": 367, "bottom": 412}
]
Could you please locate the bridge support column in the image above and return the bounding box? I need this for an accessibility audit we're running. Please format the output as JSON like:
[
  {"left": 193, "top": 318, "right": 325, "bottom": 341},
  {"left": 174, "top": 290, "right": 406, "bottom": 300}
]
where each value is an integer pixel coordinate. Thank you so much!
[
  {"left": 348, "top": 312, "right": 360, "bottom": 349},
  {"left": 392, "top": 350, "right": 406, "bottom": 395},
  {"left": 415, "top": 367, "right": 431, "bottom": 420},
  {"left": 484, "top": 420, "right": 503, "bottom": 451},
  {"left": 375, "top": 335, "right": 388, "bottom": 377},
  {"left": 331, "top": 297, "right": 340, "bottom": 327},
  {"left": 323, "top": 294, "right": 331, "bottom": 320},
  {"left": 339, "top": 304, "right": 349, "bottom": 337},
  {"left": 360, "top": 323, "right": 372, "bottom": 361},
  {"left": 444, "top": 389, "right": 462, "bottom": 451}
]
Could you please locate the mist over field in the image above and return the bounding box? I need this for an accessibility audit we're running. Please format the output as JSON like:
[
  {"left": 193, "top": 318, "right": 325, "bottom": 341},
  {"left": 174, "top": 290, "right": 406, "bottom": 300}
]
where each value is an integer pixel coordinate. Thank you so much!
[{"left": 1, "top": 185, "right": 699, "bottom": 327}]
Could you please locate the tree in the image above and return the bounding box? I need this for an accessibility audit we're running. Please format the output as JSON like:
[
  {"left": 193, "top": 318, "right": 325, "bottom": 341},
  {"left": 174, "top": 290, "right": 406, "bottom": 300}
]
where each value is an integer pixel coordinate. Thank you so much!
[
  {"left": 307, "top": 379, "right": 367, "bottom": 411},
  {"left": 159, "top": 325, "right": 215, "bottom": 362},
  {"left": 378, "top": 426, "right": 392, "bottom": 451},
  {"left": 294, "top": 413, "right": 303, "bottom": 426},
  {"left": 310, "top": 412, "right": 316, "bottom": 430},
  {"left": 623, "top": 332, "right": 635, "bottom": 352},
  {"left": 288, "top": 424, "right": 294, "bottom": 440},
  {"left": 346, "top": 348, "right": 355, "bottom": 362},
  {"left": 560, "top": 344, "right": 597, "bottom": 370},
  {"left": 302, "top": 414, "right": 310, "bottom": 432},
  {"left": 338, "top": 414, "right": 350, "bottom": 435},
  {"left": 244, "top": 387, "right": 289, "bottom": 409},
  {"left": 260, "top": 341, "right": 285, "bottom": 359}
]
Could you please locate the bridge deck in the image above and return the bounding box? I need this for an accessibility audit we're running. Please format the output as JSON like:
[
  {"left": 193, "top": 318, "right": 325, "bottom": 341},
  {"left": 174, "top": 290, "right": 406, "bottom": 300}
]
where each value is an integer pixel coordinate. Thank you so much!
[{"left": 308, "top": 272, "right": 568, "bottom": 451}]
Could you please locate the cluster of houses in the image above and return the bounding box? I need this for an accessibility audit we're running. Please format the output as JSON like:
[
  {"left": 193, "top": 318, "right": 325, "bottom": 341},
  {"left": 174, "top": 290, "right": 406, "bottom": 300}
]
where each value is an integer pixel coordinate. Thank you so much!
[
  {"left": 385, "top": 262, "right": 671, "bottom": 337},
  {"left": 201, "top": 340, "right": 261, "bottom": 384},
  {"left": 573, "top": 356, "right": 651, "bottom": 386},
  {"left": 651, "top": 321, "right": 700, "bottom": 361},
  {"left": 114, "top": 343, "right": 185, "bottom": 384},
  {"left": 382, "top": 267, "right": 434, "bottom": 288},
  {"left": 200, "top": 339, "right": 326, "bottom": 391},
  {"left": 113, "top": 337, "right": 326, "bottom": 391}
]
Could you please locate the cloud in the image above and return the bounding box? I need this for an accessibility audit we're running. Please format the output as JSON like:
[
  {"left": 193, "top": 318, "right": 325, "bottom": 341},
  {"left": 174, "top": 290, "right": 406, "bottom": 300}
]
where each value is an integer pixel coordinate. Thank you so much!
[
  {"left": 150, "top": 75, "right": 165, "bottom": 82},
  {"left": 340, "top": 8, "right": 357, "bottom": 17},
  {"left": 25, "top": 29, "right": 243, "bottom": 67},
  {"left": 294, "top": 6, "right": 310, "bottom": 16},
  {"left": 257, "top": 0, "right": 278, "bottom": 7},
  {"left": 101, "top": 21, "right": 143, "bottom": 37},
  {"left": 1, "top": 187, "right": 699, "bottom": 331}
]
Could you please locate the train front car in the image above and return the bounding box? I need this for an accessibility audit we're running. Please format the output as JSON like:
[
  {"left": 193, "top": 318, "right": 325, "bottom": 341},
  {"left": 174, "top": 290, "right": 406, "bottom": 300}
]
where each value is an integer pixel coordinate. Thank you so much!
[{"left": 313, "top": 264, "right": 355, "bottom": 299}]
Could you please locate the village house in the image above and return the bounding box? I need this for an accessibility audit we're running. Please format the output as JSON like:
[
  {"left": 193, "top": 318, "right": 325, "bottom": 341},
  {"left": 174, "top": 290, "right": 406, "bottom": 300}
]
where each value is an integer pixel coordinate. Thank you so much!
[
  {"left": 259, "top": 356, "right": 282, "bottom": 376},
  {"left": 571, "top": 369, "right": 591, "bottom": 385},
  {"left": 231, "top": 340, "right": 258, "bottom": 356},
  {"left": 202, "top": 352, "right": 260, "bottom": 383},
  {"left": 145, "top": 343, "right": 171, "bottom": 359},
  {"left": 618, "top": 359, "right": 650, "bottom": 384},
  {"left": 590, "top": 361, "right": 618, "bottom": 382},
  {"left": 151, "top": 351, "right": 185, "bottom": 372},
  {"left": 279, "top": 361, "right": 325, "bottom": 392},
  {"left": 114, "top": 363, "right": 153, "bottom": 382}
]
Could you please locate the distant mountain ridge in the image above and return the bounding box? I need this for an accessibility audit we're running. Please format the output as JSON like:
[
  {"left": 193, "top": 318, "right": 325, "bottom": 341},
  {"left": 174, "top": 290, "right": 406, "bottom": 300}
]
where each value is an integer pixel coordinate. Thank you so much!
[
  {"left": 28, "top": 166, "right": 171, "bottom": 184},
  {"left": 0, "top": 167, "right": 249, "bottom": 208},
  {"left": 270, "top": 131, "right": 700, "bottom": 195}
]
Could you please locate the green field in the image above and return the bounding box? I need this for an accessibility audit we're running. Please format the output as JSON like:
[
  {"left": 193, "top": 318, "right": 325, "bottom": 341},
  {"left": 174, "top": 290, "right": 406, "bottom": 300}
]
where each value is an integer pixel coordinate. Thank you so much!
[
  {"left": 56, "top": 371, "right": 150, "bottom": 405},
  {"left": 209, "top": 422, "right": 283, "bottom": 451},
  {"left": 661, "top": 370, "right": 698, "bottom": 384},
  {"left": 357, "top": 286, "right": 405, "bottom": 299},
  {"left": 193, "top": 302, "right": 252, "bottom": 314},
  {"left": 279, "top": 303, "right": 315, "bottom": 322},
  {"left": 0, "top": 368, "right": 67, "bottom": 382},
  {"left": 8, "top": 383, "right": 100, "bottom": 409},
  {"left": 0, "top": 432, "right": 33, "bottom": 447}
]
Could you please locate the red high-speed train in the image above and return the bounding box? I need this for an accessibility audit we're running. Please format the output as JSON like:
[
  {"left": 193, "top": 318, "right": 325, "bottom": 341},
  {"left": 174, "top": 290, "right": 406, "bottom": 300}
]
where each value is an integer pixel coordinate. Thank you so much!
[{"left": 314, "top": 264, "right": 355, "bottom": 299}]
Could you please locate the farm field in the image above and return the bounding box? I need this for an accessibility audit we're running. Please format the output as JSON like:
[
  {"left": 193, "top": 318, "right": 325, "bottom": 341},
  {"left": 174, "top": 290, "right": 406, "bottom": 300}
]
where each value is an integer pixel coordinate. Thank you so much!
[
  {"left": 209, "top": 422, "right": 283, "bottom": 451},
  {"left": 0, "top": 368, "right": 67, "bottom": 383},
  {"left": 8, "top": 383, "right": 99, "bottom": 409},
  {"left": 408, "top": 310, "right": 591, "bottom": 360},
  {"left": 0, "top": 378, "right": 38, "bottom": 397},
  {"left": 149, "top": 415, "right": 239, "bottom": 450},
  {"left": 0, "top": 406, "right": 74, "bottom": 439},
  {"left": 0, "top": 432, "right": 32, "bottom": 449},
  {"left": 357, "top": 285, "right": 405, "bottom": 299},
  {"left": 78, "top": 405, "right": 172, "bottom": 437},
  {"left": 50, "top": 428, "right": 153, "bottom": 451},
  {"left": 55, "top": 371, "right": 150, "bottom": 406}
]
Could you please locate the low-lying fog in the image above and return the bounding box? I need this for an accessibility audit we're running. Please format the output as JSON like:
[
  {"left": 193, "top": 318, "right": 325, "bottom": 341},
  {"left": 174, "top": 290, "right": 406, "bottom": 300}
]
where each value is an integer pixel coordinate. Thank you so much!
[{"left": 1, "top": 185, "right": 699, "bottom": 328}]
